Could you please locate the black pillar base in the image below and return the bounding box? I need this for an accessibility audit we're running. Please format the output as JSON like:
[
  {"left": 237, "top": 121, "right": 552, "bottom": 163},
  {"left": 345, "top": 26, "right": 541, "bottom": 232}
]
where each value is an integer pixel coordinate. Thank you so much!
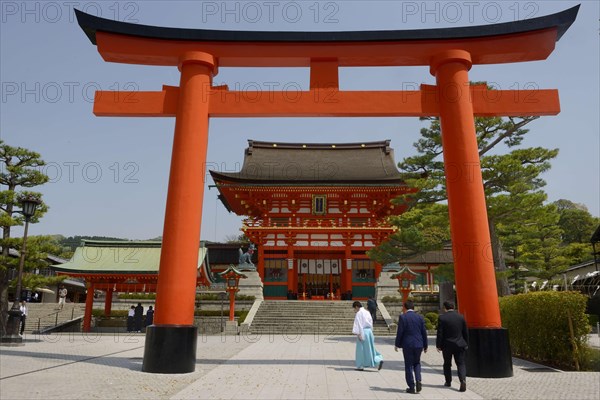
[
  {"left": 466, "top": 327, "right": 513, "bottom": 378},
  {"left": 1, "top": 308, "right": 24, "bottom": 345},
  {"left": 0, "top": 335, "right": 23, "bottom": 344},
  {"left": 142, "top": 325, "right": 197, "bottom": 374}
]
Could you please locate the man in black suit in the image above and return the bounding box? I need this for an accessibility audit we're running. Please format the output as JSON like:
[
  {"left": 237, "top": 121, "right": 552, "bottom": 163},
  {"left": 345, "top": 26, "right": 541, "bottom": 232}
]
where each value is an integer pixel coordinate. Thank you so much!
[
  {"left": 436, "top": 301, "right": 469, "bottom": 392},
  {"left": 134, "top": 302, "right": 144, "bottom": 332},
  {"left": 366, "top": 297, "right": 377, "bottom": 322},
  {"left": 395, "top": 300, "right": 428, "bottom": 394}
]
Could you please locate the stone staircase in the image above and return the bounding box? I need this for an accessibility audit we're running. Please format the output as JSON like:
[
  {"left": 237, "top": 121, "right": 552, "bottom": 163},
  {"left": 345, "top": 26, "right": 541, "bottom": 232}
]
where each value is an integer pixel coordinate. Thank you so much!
[
  {"left": 22, "top": 303, "right": 86, "bottom": 333},
  {"left": 248, "top": 300, "right": 392, "bottom": 336}
]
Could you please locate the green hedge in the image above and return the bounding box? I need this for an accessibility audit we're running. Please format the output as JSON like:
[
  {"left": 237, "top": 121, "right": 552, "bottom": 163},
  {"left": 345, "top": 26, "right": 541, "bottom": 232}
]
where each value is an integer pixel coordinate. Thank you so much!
[
  {"left": 382, "top": 295, "right": 437, "bottom": 304},
  {"left": 425, "top": 312, "right": 439, "bottom": 330},
  {"left": 499, "top": 291, "right": 591, "bottom": 370},
  {"left": 237, "top": 310, "right": 249, "bottom": 323},
  {"left": 382, "top": 296, "right": 416, "bottom": 303},
  {"left": 92, "top": 309, "right": 128, "bottom": 317},
  {"left": 381, "top": 296, "right": 402, "bottom": 303}
]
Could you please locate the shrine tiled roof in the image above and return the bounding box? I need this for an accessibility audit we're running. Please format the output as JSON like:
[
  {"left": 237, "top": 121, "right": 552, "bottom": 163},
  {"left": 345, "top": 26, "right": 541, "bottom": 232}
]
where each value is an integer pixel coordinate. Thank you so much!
[
  {"left": 210, "top": 140, "right": 406, "bottom": 184},
  {"left": 204, "top": 242, "right": 258, "bottom": 265},
  {"left": 51, "top": 240, "right": 208, "bottom": 275}
]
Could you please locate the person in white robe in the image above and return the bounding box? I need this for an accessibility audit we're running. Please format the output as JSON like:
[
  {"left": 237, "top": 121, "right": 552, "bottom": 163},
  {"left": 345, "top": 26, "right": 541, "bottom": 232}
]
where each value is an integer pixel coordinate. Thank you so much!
[{"left": 352, "top": 300, "right": 384, "bottom": 371}]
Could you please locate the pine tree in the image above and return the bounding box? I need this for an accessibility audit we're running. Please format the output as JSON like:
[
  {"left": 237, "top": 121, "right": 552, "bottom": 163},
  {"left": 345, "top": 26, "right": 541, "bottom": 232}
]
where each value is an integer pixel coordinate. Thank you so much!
[{"left": 0, "top": 140, "right": 49, "bottom": 336}]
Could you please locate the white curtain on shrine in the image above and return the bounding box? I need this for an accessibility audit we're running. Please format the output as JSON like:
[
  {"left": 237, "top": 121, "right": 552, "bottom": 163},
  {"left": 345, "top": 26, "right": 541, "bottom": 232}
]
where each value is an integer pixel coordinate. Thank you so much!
[{"left": 298, "top": 259, "right": 341, "bottom": 275}]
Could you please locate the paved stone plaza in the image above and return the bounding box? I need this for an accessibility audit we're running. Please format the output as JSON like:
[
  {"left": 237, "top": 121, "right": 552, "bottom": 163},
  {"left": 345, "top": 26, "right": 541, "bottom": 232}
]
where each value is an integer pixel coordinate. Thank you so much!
[{"left": 1, "top": 333, "right": 598, "bottom": 400}]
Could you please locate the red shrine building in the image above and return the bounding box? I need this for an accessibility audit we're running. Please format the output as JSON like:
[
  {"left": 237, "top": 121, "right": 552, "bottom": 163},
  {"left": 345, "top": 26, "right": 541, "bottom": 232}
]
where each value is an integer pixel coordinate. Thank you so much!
[{"left": 210, "top": 140, "right": 414, "bottom": 300}]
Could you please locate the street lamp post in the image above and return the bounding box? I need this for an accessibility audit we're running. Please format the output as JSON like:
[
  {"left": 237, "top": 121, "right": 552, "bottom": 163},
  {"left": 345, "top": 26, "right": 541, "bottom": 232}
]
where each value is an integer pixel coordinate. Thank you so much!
[{"left": 1, "top": 195, "right": 41, "bottom": 344}]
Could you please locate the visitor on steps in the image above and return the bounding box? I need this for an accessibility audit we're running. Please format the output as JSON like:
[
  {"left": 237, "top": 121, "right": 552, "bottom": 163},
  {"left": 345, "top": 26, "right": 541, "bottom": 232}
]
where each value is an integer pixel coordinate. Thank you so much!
[
  {"left": 58, "top": 285, "right": 67, "bottom": 310},
  {"left": 19, "top": 300, "right": 28, "bottom": 335},
  {"left": 127, "top": 305, "right": 135, "bottom": 332}
]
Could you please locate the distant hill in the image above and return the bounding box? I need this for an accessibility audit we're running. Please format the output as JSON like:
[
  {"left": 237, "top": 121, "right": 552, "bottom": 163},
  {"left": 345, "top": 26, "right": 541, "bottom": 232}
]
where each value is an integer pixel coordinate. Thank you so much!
[{"left": 59, "top": 235, "right": 130, "bottom": 251}]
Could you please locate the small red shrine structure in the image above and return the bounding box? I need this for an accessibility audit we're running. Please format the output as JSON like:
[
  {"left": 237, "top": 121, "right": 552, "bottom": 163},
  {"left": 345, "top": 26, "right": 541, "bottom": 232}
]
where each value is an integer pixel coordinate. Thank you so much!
[
  {"left": 52, "top": 240, "right": 211, "bottom": 333},
  {"left": 211, "top": 140, "right": 412, "bottom": 300}
]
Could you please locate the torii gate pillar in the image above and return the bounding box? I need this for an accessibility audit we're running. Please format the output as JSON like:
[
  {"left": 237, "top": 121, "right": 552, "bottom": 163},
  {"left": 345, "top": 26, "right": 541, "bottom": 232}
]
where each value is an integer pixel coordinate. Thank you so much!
[
  {"left": 142, "top": 52, "right": 216, "bottom": 373},
  {"left": 432, "top": 50, "right": 511, "bottom": 377}
]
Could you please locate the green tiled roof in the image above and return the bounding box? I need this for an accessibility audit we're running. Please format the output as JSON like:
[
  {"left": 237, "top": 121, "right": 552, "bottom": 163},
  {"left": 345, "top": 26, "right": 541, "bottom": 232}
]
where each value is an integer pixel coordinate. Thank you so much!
[{"left": 52, "top": 240, "right": 208, "bottom": 274}]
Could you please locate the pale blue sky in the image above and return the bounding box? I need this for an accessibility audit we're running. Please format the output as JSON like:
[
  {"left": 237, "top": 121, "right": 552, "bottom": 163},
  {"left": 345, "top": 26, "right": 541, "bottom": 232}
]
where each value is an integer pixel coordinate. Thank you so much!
[{"left": 1, "top": 1, "right": 598, "bottom": 241}]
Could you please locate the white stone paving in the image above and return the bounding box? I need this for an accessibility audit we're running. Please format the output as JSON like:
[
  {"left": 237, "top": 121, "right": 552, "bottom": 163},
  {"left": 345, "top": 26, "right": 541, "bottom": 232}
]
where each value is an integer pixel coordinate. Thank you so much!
[
  {"left": 172, "top": 335, "right": 481, "bottom": 400},
  {"left": 0, "top": 332, "right": 598, "bottom": 400}
]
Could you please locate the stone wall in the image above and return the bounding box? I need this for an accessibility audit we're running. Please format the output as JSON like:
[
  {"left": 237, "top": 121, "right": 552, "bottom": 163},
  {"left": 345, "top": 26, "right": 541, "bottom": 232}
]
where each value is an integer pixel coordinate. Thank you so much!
[
  {"left": 93, "top": 299, "right": 255, "bottom": 312},
  {"left": 93, "top": 316, "right": 238, "bottom": 335}
]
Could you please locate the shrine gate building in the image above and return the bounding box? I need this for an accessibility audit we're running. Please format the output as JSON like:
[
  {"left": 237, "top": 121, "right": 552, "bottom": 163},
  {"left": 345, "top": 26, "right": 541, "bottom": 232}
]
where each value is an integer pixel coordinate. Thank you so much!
[{"left": 210, "top": 140, "right": 413, "bottom": 300}]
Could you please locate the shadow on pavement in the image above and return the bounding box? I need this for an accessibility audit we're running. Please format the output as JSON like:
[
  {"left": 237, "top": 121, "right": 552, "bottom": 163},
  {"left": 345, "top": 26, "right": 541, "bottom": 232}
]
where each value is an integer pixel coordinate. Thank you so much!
[{"left": 0, "top": 348, "right": 145, "bottom": 375}]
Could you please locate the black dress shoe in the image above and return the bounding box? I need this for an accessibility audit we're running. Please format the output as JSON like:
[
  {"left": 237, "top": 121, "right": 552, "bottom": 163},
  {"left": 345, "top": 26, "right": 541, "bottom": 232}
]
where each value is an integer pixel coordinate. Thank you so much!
[
  {"left": 406, "top": 388, "right": 416, "bottom": 394},
  {"left": 444, "top": 382, "right": 451, "bottom": 387},
  {"left": 459, "top": 381, "right": 466, "bottom": 392},
  {"left": 416, "top": 381, "right": 422, "bottom": 392},
  {"left": 378, "top": 361, "right": 384, "bottom": 370}
]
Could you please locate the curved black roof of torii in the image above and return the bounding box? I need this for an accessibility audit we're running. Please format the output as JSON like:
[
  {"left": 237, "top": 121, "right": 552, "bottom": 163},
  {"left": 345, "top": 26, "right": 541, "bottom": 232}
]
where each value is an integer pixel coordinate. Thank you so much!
[
  {"left": 75, "top": 6, "right": 579, "bottom": 45},
  {"left": 210, "top": 140, "right": 407, "bottom": 185}
]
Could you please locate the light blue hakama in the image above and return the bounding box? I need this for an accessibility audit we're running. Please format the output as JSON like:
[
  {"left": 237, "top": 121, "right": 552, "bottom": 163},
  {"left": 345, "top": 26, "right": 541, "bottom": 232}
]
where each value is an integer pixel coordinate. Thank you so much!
[{"left": 355, "top": 327, "right": 383, "bottom": 369}]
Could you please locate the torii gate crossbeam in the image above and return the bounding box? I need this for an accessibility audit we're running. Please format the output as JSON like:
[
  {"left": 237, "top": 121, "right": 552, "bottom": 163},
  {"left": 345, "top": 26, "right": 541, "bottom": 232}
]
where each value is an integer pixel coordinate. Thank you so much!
[{"left": 75, "top": 5, "right": 579, "bottom": 376}]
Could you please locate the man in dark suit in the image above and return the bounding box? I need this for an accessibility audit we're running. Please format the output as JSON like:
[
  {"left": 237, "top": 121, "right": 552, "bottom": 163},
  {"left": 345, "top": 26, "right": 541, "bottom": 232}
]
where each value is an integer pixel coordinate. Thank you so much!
[
  {"left": 134, "top": 302, "right": 144, "bottom": 332},
  {"left": 436, "top": 301, "right": 469, "bottom": 392},
  {"left": 366, "top": 297, "right": 377, "bottom": 322},
  {"left": 395, "top": 300, "right": 428, "bottom": 394}
]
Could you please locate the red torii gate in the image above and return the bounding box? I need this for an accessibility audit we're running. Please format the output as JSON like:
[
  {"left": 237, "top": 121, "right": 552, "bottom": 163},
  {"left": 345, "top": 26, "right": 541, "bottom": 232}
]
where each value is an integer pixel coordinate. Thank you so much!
[{"left": 75, "top": 6, "right": 579, "bottom": 375}]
